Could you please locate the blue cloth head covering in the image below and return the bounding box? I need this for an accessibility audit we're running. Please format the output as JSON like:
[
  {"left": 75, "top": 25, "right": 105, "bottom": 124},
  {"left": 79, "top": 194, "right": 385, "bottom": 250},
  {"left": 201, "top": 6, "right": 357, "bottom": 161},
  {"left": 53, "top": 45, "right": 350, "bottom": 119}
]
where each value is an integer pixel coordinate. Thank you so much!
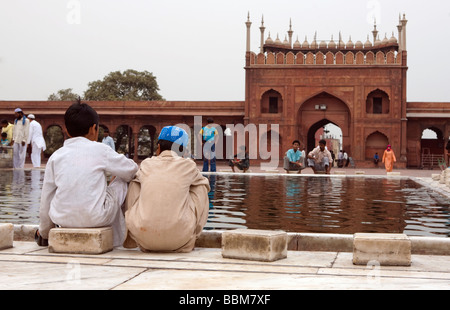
[{"left": 158, "top": 126, "right": 189, "bottom": 147}]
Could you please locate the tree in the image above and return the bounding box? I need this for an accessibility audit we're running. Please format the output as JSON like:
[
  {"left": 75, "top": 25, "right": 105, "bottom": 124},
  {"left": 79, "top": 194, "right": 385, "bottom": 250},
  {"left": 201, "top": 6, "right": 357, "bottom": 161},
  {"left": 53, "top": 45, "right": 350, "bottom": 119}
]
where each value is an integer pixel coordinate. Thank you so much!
[
  {"left": 48, "top": 88, "right": 80, "bottom": 101},
  {"left": 83, "top": 69, "right": 164, "bottom": 101}
]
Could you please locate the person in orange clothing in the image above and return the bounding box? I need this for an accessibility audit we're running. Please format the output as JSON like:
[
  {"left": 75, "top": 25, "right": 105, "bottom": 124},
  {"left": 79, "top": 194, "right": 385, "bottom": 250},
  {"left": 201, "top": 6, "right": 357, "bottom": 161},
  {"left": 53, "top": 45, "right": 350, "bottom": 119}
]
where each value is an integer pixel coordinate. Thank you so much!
[{"left": 382, "top": 144, "right": 397, "bottom": 172}]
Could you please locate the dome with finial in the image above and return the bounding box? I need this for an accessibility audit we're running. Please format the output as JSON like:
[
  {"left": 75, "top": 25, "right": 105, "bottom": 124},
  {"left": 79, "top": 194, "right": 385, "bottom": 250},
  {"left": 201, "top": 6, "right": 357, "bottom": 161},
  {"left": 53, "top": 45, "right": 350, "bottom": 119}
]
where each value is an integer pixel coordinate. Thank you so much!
[
  {"left": 364, "top": 35, "right": 372, "bottom": 48},
  {"left": 382, "top": 33, "right": 389, "bottom": 45},
  {"left": 328, "top": 35, "right": 336, "bottom": 49},
  {"left": 389, "top": 32, "right": 398, "bottom": 44},
  {"left": 265, "top": 32, "right": 273, "bottom": 44},
  {"left": 319, "top": 40, "right": 327, "bottom": 49},
  {"left": 310, "top": 31, "right": 317, "bottom": 49},
  {"left": 346, "top": 36, "right": 354, "bottom": 49},
  {"left": 274, "top": 33, "right": 283, "bottom": 45},
  {"left": 293, "top": 36, "right": 301, "bottom": 48},
  {"left": 355, "top": 40, "right": 363, "bottom": 49},
  {"left": 302, "top": 36, "right": 309, "bottom": 49},
  {"left": 283, "top": 35, "right": 290, "bottom": 47}
]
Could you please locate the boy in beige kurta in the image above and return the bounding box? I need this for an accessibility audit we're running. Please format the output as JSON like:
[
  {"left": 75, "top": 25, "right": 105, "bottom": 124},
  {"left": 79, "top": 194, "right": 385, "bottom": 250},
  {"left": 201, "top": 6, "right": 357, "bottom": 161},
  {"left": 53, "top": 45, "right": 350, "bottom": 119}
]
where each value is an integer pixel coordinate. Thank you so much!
[{"left": 124, "top": 126, "right": 210, "bottom": 253}]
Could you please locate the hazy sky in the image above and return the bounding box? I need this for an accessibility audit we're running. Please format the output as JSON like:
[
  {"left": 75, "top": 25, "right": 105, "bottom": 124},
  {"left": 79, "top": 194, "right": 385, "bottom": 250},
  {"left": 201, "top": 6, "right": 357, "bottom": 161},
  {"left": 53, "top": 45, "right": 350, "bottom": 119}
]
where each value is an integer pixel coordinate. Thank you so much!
[{"left": 1, "top": 0, "right": 450, "bottom": 102}]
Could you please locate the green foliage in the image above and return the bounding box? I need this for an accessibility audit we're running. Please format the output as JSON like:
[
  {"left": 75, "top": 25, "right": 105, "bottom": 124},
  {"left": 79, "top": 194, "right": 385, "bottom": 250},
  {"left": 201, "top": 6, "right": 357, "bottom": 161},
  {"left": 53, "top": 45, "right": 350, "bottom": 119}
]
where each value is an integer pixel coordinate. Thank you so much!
[
  {"left": 48, "top": 88, "right": 80, "bottom": 101},
  {"left": 83, "top": 69, "right": 164, "bottom": 101}
]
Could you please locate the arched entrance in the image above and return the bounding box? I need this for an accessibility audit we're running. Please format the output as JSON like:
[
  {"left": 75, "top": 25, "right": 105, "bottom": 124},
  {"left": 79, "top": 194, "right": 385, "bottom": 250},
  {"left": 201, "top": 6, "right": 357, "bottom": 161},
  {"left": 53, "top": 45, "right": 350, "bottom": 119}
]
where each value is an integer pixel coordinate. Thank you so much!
[
  {"left": 420, "top": 127, "right": 445, "bottom": 168},
  {"left": 298, "top": 92, "right": 350, "bottom": 155}
]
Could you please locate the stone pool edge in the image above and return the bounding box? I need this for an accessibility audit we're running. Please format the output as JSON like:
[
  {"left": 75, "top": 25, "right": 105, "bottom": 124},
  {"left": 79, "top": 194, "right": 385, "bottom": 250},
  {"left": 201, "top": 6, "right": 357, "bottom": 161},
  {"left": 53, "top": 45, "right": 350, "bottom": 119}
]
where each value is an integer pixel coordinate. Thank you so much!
[{"left": 12, "top": 224, "right": 450, "bottom": 256}]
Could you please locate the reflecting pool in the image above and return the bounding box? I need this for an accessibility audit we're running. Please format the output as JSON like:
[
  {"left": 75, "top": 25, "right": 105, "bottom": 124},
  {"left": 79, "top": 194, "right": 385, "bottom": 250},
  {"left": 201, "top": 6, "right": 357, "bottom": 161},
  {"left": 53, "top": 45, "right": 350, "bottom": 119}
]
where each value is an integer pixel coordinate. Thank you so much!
[{"left": 0, "top": 170, "right": 449, "bottom": 237}]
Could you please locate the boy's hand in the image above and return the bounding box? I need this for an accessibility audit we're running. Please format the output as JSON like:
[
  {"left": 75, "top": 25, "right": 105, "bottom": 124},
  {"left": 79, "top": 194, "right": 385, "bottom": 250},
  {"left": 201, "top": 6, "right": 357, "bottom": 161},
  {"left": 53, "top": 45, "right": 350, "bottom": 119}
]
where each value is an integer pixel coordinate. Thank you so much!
[{"left": 34, "top": 229, "right": 48, "bottom": 247}]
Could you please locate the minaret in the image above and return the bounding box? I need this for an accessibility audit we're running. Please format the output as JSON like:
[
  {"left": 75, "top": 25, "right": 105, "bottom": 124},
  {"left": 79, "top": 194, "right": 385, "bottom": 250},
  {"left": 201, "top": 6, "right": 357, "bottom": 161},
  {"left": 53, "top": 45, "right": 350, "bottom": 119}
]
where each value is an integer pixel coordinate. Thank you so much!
[
  {"left": 401, "top": 13, "right": 408, "bottom": 51},
  {"left": 246, "top": 12, "right": 252, "bottom": 52},
  {"left": 259, "top": 15, "right": 265, "bottom": 54},
  {"left": 287, "top": 19, "right": 294, "bottom": 48},
  {"left": 397, "top": 14, "right": 403, "bottom": 52},
  {"left": 372, "top": 19, "right": 379, "bottom": 45}
]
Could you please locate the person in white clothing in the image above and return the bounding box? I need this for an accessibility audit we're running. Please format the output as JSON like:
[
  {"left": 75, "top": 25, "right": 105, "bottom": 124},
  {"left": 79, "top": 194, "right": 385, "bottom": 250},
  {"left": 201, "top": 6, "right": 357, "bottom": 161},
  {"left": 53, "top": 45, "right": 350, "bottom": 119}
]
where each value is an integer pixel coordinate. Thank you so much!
[
  {"left": 12, "top": 108, "right": 30, "bottom": 169},
  {"left": 35, "top": 102, "right": 138, "bottom": 247},
  {"left": 27, "top": 114, "right": 47, "bottom": 168}
]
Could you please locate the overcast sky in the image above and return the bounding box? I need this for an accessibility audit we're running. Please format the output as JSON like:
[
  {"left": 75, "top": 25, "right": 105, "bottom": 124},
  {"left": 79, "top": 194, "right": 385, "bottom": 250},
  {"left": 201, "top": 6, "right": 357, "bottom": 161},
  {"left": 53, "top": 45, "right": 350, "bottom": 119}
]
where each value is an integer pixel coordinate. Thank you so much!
[{"left": 1, "top": 0, "right": 450, "bottom": 102}]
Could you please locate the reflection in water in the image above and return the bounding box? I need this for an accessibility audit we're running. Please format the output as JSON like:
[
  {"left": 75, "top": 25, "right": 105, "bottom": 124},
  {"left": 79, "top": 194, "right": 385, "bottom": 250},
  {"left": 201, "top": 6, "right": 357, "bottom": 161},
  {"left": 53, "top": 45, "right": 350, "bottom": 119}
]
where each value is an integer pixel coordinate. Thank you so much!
[
  {"left": 0, "top": 171, "right": 449, "bottom": 237},
  {"left": 205, "top": 175, "right": 450, "bottom": 237},
  {"left": 0, "top": 169, "right": 43, "bottom": 225}
]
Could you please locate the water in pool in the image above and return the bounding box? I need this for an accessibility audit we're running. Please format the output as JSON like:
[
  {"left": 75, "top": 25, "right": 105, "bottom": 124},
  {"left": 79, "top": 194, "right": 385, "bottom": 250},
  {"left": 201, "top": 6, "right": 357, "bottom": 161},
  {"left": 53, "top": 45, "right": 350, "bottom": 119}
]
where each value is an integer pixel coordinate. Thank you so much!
[{"left": 0, "top": 170, "right": 449, "bottom": 237}]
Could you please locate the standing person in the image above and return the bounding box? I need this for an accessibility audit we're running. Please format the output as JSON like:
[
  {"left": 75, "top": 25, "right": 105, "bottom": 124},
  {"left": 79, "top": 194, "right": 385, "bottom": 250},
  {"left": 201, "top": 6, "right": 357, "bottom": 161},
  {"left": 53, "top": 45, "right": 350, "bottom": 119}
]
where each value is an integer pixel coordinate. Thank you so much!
[
  {"left": 199, "top": 118, "right": 218, "bottom": 172},
  {"left": 1, "top": 119, "right": 14, "bottom": 145},
  {"left": 283, "top": 140, "right": 304, "bottom": 174},
  {"left": 124, "top": 126, "right": 210, "bottom": 253},
  {"left": 27, "top": 114, "right": 47, "bottom": 168},
  {"left": 35, "top": 102, "right": 138, "bottom": 247},
  {"left": 102, "top": 129, "right": 115, "bottom": 151},
  {"left": 382, "top": 144, "right": 397, "bottom": 172},
  {"left": 307, "top": 139, "right": 333, "bottom": 174},
  {"left": 12, "top": 108, "right": 30, "bottom": 169}
]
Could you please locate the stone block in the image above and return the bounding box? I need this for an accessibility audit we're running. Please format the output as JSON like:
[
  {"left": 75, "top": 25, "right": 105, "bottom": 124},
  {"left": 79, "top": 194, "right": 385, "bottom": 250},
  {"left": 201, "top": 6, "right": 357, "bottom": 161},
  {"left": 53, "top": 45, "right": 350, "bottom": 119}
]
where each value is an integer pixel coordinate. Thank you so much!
[
  {"left": 48, "top": 227, "right": 113, "bottom": 254},
  {"left": 431, "top": 174, "right": 440, "bottom": 181},
  {"left": 387, "top": 172, "right": 401, "bottom": 176},
  {"left": 355, "top": 171, "right": 365, "bottom": 175},
  {"left": 222, "top": 229, "right": 287, "bottom": 262},
  {"left": 353, "top": 233, "right": 411, "bottom": 266},
  {"left": 0, "top": 223, "right": 14, "bottom": 250}
]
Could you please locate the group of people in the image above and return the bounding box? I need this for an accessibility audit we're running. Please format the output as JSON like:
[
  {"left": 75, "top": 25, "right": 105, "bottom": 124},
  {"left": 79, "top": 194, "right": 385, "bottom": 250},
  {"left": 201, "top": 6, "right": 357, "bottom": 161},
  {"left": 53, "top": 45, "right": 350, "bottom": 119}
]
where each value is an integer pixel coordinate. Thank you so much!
[
  {"left": 284, "top": 139, "right": 333, "bottom": 174},
  {"left": 283, "top": 140, "right": 398, "bottom": 173},
  {"left": 35, "top": 102, "right": 210, "bottom": 253},
  {"left": 1, "top": 108, "right": 47, "bottom": 168}
]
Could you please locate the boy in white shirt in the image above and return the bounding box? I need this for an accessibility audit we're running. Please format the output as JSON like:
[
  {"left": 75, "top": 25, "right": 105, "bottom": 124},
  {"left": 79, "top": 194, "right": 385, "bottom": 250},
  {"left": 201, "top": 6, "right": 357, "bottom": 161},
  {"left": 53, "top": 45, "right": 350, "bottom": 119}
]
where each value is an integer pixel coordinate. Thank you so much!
[{"left": 36, "top": 102, "right": 138, "bottom": 247}]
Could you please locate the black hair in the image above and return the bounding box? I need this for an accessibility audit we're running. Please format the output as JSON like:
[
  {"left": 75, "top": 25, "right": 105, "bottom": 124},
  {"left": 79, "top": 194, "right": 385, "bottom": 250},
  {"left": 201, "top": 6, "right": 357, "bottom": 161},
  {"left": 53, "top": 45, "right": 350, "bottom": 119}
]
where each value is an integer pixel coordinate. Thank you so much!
[
  {"left": 207, "top": 118, "right": 214, "bottom": 124},
  {"left": 64, "top": 102, "right": 99, "bottom": 137},
  {"left": 1, "top": 132, "right": 7, "bottom": 137},
  {"left": 1, "top": 119, "right": 8, "bottom": 125},
  {"left": 292, "top": 140, "right": 300, "bottom": 145},
  {"left": 158, "top": 139, "right": 184, "bottom": 154},
  {"left": 319, "top": 139, "right": 327, "bottom": 145}
]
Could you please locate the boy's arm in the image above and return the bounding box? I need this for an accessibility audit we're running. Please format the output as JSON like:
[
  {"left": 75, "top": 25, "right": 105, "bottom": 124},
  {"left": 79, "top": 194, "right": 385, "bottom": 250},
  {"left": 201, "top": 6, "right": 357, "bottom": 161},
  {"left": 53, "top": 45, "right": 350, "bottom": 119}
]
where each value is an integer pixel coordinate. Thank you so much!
[
  {"left": 38, "top": 160, "right": 57, "bottom": 240},
  {"left": 105, "top": 147, "right": 139, "bottom": 182}
]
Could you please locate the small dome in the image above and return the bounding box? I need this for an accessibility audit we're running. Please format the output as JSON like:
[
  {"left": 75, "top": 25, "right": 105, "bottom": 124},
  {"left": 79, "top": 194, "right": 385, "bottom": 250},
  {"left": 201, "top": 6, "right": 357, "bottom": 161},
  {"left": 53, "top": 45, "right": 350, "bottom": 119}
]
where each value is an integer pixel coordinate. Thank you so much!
[
  {"left": 389, "top": 32, "right": 398, "bottom": 44},
  {"left": 328, "top": 35, "right": 336, "bottom": 49},
  {"left": 302, "top": 36, "right": 309, "bottom": 48},
  {"left": 319, "top": 40, "right": 327, "bottom": 49},
  {"left": 274, "top": 34, "right": 283, "bottom": 45},
  {"left": 355, "top": 40, "right": 363, "bottom": 49},
  {"left": 265, "top": 33, "right": 273, "bottom": 44},
  {"left": 346, "top": 36, "right": 354, "bottom": 49},
  {"left": 382, "top": 34, "right": 389, "bottom": 45},
  {"left": 364, "top": 35, "right": 372, "bottom": 48},
  {"left": 293, "top": 36, "right": 301, "bottom": 48},
  {"left": 283, "top": 35, "right": 290, "bottom": 47}
]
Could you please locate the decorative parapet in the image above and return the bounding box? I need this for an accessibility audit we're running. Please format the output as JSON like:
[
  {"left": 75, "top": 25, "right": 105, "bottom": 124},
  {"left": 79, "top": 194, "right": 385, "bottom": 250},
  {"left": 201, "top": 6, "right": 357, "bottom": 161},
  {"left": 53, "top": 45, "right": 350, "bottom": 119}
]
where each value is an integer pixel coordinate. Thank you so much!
[{"left": 248, "top": 50, "right": 402, "bottom": 66}]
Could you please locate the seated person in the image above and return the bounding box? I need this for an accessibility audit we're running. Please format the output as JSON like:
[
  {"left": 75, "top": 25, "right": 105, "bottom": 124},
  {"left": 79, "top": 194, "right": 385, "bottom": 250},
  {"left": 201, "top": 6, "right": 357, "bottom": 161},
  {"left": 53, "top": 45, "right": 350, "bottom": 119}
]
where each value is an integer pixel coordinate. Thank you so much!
[
  {"left": 307, "top": 139, "right": 333, "bottom": 174},
  {"left": 374, "top": 152, "right": 380, "bottom": 166},
  {"left": 123, "top": 126, "right": 210, "bottom": 253},
  {"left": 283, "top": 140, "right": 304, "bottom": 173},
  {"left": 229, "top": 146, "right": 250, "bottom": 172},
  {"left": 36, "top": 102, "right": 139, "bottom": 247}
]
